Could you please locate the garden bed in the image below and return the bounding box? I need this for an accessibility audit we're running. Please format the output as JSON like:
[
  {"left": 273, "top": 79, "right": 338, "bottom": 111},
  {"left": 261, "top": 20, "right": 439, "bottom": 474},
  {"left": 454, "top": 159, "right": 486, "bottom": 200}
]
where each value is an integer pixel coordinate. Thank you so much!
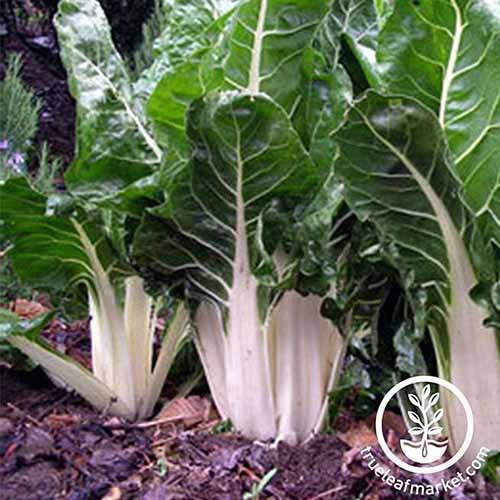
[
  {"left": 3, "top": 1, "right": 500, "bottom": 499},
  {"left": 1, "top": 322, "right": 500, "bottom": 500}
]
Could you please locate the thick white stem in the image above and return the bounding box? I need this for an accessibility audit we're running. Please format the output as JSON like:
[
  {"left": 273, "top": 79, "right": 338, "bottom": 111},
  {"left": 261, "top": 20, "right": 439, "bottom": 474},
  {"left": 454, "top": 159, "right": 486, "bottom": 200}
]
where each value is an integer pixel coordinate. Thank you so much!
[
  {"left": 140, "top": 303, "right": 189, "bottom": 419},
  {"left": 195, "top": 302, "right": 230, "bottom": 419},
  {"left": 124, "top": 276, "right": 154, "bottom": 413},
  {"left": 73, "top": 221, "right": 156, "bottom": 419},
  {"left": 248, "top": 0, "right": 268, "bottom": 94},
  {"left": 8, "top": 335, "right": 130, "bottom": 417},
  {"left": 446, "top": 253, "right": 500, "bottom": 465},
  {"left": 225, "top": 272, "right": 276, "bottom": 439},
  {"left": 224, "top": 134, "right": 276, "bottom": 439},
  {"left": 271, "top": 291, "right": 345, "bottom": 444}
]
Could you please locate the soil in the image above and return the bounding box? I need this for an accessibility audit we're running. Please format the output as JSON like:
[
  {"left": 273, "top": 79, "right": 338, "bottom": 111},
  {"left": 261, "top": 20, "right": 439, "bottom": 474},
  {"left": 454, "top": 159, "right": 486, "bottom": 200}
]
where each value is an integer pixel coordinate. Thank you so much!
[{"left": 1, "top": 360, "right": 500, "bottom": 500}]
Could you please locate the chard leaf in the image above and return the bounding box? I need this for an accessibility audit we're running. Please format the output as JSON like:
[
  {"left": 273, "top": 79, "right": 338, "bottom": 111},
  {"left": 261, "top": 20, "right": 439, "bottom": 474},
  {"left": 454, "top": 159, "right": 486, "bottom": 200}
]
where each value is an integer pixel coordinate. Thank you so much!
[
  {"left": 318, "top": 0, "right": 381, "bottom": 89},
  {"left": 134, "top": 0, "right": 229, "bottom": 101},
  {"left": 378, "top": 0, "right": 500, "bottom": 242},
  {"left": 335, "top": 93, "right": 500, "bottom": 463},
  {"left": 223, "top": 0, "right": 332, "bottom": 112},
  {"left": 147, "top": 49, "right": 225, "bottom": 184},
  {"left": 55, "top": 0, "right": 162, "bottom": 203},
  {"left": 136, "top": 91, "right": 323, "bottom": 302},
  {"left": 0, "top": 308, "right": 53, "bottom": 342},
  {"left": 147, "top": 0, "right": 352, "bottom": 179},
  {"left": 0, "top": 177, "right": 127, "bottom": 297}
]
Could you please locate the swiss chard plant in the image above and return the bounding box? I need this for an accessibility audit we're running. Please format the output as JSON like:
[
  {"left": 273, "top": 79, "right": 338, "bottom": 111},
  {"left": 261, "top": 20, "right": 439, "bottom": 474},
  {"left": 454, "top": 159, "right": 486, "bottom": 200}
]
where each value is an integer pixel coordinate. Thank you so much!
[
  {"left": 0, "top": 169, "right": 191, "bottom": 420},
  {"left": 335, "top": 87, "right": 500, "bottom": 465},
  {"left": 0, "top": 0, "right": 233, "bottom": 419},
  {"left": 131, "top": 0, "right": 390, "bottom": 443},
  {"left": 332, "top": 0, "right": 500, "bottom": 465}
]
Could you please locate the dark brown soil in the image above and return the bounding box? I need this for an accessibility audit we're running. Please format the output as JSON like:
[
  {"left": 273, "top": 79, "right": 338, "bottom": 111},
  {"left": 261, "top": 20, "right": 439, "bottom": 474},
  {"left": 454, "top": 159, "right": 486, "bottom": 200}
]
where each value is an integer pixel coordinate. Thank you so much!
[{"left": 1, "top": 365, "right": 500, "bottom": 500}]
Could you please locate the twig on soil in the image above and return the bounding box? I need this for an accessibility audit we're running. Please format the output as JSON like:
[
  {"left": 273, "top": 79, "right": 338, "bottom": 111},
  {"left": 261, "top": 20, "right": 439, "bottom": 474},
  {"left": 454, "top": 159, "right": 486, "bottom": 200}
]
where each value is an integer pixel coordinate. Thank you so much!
[
  {"left": 307, "top": 485, "right": 348, "bottom": 500},
  {"left": 7, "top": 402, "right": 43, "bottom": 426},
  {"left": 133, "top": 415, "right": 189, "bottom": 429},
  {"left": 37, "top": 393, "right": 71, "bottom": 420}
]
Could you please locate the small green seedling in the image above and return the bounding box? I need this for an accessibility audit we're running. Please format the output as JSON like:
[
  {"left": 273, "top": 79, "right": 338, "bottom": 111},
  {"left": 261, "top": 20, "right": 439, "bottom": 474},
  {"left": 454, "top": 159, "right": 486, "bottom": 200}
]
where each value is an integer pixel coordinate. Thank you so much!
[
  {"left": 211, "top": 419, "right": 233, "bottom": 434},
  {"left": 156, "top": 457, "right": 168, "bottom": 477},
  {"left": 243, "top": 468, "right": 277, "bottom": 500}
]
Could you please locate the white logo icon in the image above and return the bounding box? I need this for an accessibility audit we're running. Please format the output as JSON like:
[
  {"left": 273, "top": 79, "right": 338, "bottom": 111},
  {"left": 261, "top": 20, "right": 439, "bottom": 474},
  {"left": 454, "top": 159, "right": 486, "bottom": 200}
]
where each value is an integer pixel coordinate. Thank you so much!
[
  {"left": 400, "top": 384, "right": 448, "bottom": 464},
  {"left": 376, "top": 375, "right": 474, "bottom": 474}
]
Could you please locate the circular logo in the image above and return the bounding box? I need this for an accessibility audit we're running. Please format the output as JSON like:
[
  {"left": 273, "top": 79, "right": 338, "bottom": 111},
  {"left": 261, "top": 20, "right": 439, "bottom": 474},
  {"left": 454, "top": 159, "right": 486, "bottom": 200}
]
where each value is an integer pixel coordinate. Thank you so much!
[{"left": 375, "top": 375, "right": 474, "bottom": 474}]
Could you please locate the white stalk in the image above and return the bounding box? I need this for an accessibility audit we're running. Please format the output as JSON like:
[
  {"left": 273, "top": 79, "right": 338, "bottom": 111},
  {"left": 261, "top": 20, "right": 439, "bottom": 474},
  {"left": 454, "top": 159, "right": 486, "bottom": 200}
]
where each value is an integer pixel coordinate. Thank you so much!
[
  {"left": 195, "top": 302, "right": 230, "bottom": 419},
  {"left": 223, "top": 131, "right": 276, "bottom": 439},
  {"left": 124, "top": 276, "right": 154, "bottom": 411},
  {"left": 271, "top": 291, "right": 345, "bottom": 444},
  {"left": 139, "top": 303, "right": 189, "bottom": 419},
  {"left": 72, "top": 221, "right": 187, "bottom": 420},
  {"left": 248, "top": 0, "right": 268, "bottom": 94},
  {"left": 359, "top": 115, "right": 500, "bottom": 465},
  {"left": 75, "top": 220, "right": 136, "bottom": 414},
  {"left": 8, "top": 334, "right": 130, "bottom": 417}
]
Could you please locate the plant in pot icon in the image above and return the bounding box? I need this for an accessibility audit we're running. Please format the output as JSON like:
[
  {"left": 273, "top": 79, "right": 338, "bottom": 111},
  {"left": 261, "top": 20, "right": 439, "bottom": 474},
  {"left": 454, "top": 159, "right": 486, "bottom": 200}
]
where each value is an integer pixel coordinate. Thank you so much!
[{"left": 400, "top": 384, "right": 449, "bottom": 464}]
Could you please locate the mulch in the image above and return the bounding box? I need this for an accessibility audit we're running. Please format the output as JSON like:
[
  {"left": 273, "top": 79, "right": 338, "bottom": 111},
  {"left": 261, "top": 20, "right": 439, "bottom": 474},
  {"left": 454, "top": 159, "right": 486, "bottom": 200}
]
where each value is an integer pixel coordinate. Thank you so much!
[{"left": 2, "top": 362, "right": 500, "bottom": 500}]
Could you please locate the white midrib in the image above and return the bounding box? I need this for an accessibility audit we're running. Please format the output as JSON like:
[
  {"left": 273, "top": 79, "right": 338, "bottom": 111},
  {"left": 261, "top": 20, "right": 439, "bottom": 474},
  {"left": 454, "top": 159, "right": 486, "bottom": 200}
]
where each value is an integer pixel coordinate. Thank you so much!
[
  {"left": 248, "top": 0, "right": 268, "bottom": 94},
  {"left": 224, "top": 132, "right": 276, "bottom": 439},
  {"left": 71, "top": 220, "right": 136, "bottom": 414},
  {"left": 72, "top": 47, "right": 162, "bottom": 161},
  {"left": 439, "top": 0, "right": 463, "bottom": 127}
]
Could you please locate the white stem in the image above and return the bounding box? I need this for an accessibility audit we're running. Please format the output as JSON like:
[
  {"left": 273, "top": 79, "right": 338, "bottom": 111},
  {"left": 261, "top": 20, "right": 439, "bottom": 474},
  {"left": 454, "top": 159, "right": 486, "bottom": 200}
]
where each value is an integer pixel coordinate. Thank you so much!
[
  {"left": 195, "top": 302, "right": 230, "bottom": 419},
  {"left": 140, "top": 303, "right": 189, "bottom": 419},
  {"left": 72, "top": 221, "right": 158, "bottom": 419},
  {"left": 248, "top": 0, "right": 268, "bottom": 94},
  {"left": 124, "top": 276, "right": 154, "bottom": 412},
  {"left": 8, "top": 335, "right": 130, "bottom": 417},
  {"left": 439, "top": 0, "right": 463, "bottom": 127},
  {"left": 224, "top": 133, "right": 276, "bottom": 439},
  {"left": 271, "top": 291, "right": 345, "bottom": 444}
]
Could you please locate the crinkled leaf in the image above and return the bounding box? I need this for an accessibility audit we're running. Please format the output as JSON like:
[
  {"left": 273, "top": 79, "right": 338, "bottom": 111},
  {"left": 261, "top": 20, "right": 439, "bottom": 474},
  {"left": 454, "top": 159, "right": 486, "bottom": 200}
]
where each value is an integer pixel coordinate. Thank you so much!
[
  {"left": 223, "top": 0, "right": 332, "bottom": 112},
  {"left": 378, "top": 0, "right": 500, "bottom": 243},
  {"left": 134, "top": 0, "right": 229, "bottom": 101},
  {"left": 335, "top": 93, "right": 469, "bottom": 375},
  {"left": 55, "top": 0, "right": 162, "bottom": 205},
  {"left": 135, "top": 92, "right": 325, "bottom": 304},
  {"left": 318, "top": 0, "right": 381, "bottom": 89}
]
